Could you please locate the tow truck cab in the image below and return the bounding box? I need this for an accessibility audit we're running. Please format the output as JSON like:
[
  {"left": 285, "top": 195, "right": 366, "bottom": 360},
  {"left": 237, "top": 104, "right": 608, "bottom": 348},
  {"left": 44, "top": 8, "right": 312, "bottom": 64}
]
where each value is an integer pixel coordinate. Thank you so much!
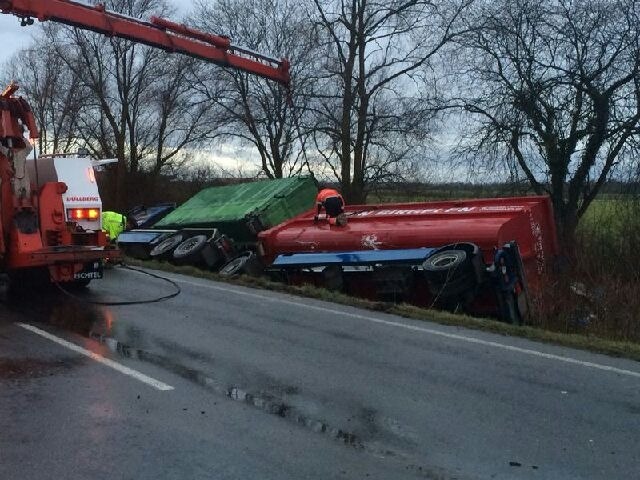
[{"left": 9, "top": 153, "right": 120, "bottom": 284}]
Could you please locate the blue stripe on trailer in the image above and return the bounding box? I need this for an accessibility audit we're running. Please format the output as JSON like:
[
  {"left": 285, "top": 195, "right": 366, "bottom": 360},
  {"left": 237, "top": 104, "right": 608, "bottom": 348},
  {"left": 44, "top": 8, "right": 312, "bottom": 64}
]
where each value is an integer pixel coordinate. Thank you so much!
[
  {"left": 272, "top": 248, "right": 437, "bottom": 268},
  {"left": 116, "top": 230, "right": 168, "bottom": 245}
]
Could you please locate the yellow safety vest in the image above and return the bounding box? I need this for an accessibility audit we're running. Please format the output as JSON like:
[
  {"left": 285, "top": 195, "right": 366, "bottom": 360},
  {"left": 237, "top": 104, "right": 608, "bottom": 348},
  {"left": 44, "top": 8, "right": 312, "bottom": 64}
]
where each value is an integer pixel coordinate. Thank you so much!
[{"left": 102, "top": 211, "right": 126, "bottom": 241}]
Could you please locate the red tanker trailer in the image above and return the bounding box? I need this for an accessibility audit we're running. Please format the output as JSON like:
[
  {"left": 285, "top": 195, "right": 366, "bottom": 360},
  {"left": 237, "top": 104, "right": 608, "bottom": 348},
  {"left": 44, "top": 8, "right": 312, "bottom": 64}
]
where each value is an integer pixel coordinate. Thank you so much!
[{"left": 258, "top": 196, "right": 560, "bottom": 323}]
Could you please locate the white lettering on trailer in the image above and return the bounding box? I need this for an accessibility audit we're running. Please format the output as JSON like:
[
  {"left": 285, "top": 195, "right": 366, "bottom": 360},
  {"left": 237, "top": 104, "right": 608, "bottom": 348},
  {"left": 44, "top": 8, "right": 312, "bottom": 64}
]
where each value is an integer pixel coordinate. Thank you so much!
[
  {"left": 444, "top": 207, "right": 476, "bottom": 213},
  {"left": 480, "top": 205, "right": 525, "bottom": 212},
  {"left": 529, "top": 210, "right": 546, "bottom": 274},
  {"left": 351, "top": 205, "right": 528, "bottom": 218}
]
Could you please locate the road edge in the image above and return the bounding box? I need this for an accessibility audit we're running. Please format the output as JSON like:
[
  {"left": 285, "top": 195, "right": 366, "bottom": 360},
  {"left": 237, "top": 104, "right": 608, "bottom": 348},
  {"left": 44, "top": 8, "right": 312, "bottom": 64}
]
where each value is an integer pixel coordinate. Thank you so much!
[{"left": 122, "top": 258, "right": 640, "bottom": 363}]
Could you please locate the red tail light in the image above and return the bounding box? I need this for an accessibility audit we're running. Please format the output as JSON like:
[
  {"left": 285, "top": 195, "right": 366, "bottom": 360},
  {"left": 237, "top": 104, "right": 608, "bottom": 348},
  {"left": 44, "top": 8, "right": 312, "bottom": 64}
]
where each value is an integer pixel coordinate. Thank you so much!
[{"left": 68, "top": 208, "right": 101, "bottom": 221}]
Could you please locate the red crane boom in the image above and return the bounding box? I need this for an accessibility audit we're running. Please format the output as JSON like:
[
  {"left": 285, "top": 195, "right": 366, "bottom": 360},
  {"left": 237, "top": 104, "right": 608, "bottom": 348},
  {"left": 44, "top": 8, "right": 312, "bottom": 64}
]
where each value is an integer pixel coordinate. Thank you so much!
[{"left": 0, "top": 0, "right": 291, "bottom": 86}]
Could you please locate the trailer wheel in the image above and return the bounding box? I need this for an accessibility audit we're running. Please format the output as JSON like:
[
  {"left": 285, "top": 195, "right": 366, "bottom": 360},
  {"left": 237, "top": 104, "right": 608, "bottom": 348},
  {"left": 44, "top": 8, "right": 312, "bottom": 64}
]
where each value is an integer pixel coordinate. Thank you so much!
[
  {"left": 150, "top": 233, "right": 184, "bottom": 259},
  {"left": 172, "top": 235, "right": 208, "bottom": 265},
  {"left": 219, "top": 251, "right": 262, "bottom": 277},
  {"left": 423, "top": 249, "right": 468, "bottom": 284}
]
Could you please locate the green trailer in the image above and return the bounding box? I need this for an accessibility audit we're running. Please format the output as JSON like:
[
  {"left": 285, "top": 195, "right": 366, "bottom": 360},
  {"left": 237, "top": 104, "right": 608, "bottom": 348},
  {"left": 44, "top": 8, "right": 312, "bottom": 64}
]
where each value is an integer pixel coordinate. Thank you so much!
[
  {"left": 154, "top": 176, "right": 317, "bottom": 242},
  {"left": 117, "top": 176, "right": 318, "bottom": 269}
]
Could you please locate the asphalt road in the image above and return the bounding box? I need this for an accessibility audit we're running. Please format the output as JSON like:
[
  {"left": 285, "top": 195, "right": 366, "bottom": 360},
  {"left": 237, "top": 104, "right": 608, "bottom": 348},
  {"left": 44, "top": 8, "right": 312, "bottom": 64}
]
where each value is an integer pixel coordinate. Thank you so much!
[{"left": 1, "top": 266, "right": 639, "bottom": 480}]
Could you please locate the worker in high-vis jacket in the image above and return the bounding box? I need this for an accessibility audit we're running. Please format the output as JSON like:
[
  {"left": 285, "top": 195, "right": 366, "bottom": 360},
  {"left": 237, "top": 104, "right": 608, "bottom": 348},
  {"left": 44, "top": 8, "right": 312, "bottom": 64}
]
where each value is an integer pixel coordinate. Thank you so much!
[
  {"left": 315, "top": 188, "right": 347, "bottom": 225},
  {"left": 101, "top": 211, "right": 127, "bottom": 242}
]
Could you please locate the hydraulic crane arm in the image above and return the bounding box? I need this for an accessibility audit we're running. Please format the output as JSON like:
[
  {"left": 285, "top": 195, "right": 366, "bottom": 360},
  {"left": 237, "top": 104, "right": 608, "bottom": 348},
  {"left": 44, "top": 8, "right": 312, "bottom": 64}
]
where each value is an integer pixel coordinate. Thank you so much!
[{"left": 0, "top": 0, "right": 290, "bottom": 86}]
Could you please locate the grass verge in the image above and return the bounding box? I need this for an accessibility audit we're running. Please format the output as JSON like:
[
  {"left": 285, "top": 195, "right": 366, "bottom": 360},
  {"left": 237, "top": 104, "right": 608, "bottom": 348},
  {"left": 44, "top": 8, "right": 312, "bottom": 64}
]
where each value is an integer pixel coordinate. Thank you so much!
[{"left": 124, "top": 258, "right": 640, "bottom": 363}]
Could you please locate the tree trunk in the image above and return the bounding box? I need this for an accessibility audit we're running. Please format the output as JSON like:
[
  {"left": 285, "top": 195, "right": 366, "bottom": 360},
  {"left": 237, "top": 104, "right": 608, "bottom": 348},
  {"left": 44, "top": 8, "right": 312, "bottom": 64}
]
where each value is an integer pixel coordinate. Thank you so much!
[
  {"left": 348, "top": 179, "right": 366, "bottom": 205},
  {"left": 553, "top": 203, "right": 579, "bottom": 261},
  {"left": 114, "top": 139, "right": 127, "bottom": 212}
]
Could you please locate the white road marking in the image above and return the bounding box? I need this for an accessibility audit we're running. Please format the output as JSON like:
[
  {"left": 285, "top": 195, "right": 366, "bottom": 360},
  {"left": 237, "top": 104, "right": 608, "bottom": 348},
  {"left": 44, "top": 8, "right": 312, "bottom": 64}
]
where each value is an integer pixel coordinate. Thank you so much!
[
  {"left": 17, "top": 323, "right": 174, "bottom": 391},
  {"left": 166, "top": 275, "right": 640, "bottom": 379}
]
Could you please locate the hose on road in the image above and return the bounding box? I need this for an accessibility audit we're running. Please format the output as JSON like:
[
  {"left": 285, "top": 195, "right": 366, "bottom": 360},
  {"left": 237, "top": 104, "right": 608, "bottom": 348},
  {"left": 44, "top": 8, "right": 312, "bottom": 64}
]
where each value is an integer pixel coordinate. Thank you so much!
[{"left": 52, "top": 264, "right": 181, "bottom": 306}]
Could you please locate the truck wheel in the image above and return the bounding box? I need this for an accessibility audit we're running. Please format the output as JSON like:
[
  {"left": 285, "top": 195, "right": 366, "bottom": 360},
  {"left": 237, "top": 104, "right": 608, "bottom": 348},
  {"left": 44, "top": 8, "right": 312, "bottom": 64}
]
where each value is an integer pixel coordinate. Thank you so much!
[
  {"left": 150, "top": 233, "right": 184, "bottom": 259},
  {"left": 219, "top": 251, "right": 262, "bottom": 277},
  {"left": 423, "top": 249, "right": 468, "bottom": 283},
  {"left": 172, "top": 235, "right": 208, "bottom": 265}
]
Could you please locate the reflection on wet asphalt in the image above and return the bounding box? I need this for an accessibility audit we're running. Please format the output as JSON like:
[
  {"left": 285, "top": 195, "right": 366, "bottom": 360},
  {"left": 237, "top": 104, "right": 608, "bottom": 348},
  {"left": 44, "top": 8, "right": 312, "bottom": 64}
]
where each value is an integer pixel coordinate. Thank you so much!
[{"left": 3, "top": 288, "right": 417, "bottom": 464}]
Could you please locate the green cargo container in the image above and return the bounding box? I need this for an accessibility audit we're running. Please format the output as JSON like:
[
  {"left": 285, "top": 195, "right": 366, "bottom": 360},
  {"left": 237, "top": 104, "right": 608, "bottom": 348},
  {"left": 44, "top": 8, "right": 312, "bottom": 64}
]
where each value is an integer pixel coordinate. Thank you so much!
[{"left": 154, "top": 176, "right": 317, "bottom": 243}]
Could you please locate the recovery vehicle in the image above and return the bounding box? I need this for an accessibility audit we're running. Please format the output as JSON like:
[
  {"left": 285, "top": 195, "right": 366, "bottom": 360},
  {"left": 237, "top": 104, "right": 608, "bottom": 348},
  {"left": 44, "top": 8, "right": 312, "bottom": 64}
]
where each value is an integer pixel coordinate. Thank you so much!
[{"left": 0, "top": 0, "right": 290, "bottom": 288}]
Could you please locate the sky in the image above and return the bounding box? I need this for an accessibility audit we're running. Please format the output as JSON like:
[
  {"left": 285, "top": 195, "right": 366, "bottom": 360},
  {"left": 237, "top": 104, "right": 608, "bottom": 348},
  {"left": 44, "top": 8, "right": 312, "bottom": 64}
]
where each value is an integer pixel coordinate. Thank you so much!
[
  {"left": 0, "top": 0, "right": 194, "bottom": 64},
  {"left": 0, "top": 15, "right": 33, "bottom": 64}
]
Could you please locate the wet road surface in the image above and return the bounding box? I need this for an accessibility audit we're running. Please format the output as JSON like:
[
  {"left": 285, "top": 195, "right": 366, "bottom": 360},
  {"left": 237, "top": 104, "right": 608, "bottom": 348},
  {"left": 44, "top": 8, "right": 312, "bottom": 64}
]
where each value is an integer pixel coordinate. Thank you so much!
[{"left": 1, "top": 266, "right": 639, "bottom": 479}]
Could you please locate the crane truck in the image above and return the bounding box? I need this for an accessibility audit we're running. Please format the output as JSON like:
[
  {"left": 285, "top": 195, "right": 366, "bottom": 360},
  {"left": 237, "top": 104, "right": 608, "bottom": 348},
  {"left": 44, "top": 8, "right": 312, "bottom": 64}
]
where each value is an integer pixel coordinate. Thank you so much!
[{"left": 0, "top": 0, "right": 290, "bottom": 289}]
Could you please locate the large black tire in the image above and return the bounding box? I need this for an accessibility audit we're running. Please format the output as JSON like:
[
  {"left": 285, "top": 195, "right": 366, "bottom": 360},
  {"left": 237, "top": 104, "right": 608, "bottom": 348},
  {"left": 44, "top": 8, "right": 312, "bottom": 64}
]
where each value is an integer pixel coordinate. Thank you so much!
[
  {"left": 150, "top": 233, "right": 185, "bottom": 259},
  {"left": 219, "top": 251, "right": 263, "bottom": 277},
  {"left": 423, "top": 249, "right": 468, "bottom": 283},
  {"left": 172, "top": 235, "right": 208, "bottom": 265}
]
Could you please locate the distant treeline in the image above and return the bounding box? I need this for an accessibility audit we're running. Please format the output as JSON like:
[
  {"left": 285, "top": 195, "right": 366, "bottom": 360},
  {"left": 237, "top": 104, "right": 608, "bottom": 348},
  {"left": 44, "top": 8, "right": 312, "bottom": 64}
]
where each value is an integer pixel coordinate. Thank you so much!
[{"left": 97, "top": 172, "right": 640, "bottom": 213}]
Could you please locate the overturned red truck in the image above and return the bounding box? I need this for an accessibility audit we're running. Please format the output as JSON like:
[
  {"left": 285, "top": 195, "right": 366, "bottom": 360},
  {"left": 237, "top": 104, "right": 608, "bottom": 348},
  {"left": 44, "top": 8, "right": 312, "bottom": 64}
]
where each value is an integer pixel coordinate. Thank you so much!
[{"left": 258, "top": 196, "right": 560, "bottom": 323}]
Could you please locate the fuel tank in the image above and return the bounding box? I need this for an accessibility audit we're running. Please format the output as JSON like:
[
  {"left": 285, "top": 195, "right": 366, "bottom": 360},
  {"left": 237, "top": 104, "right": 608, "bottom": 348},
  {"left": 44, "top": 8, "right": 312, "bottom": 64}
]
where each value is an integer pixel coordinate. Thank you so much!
[{"left": 258, "top": 196, "right": 560, "bottom": 289}]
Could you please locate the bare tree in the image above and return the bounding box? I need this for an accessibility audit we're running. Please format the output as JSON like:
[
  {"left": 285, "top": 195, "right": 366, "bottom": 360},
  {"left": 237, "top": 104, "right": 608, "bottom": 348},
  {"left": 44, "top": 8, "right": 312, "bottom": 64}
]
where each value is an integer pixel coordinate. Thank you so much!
[
  {"left": 310, "top": 0, "right": 473, "bottom": 203},
  {"left": 454, "top": 0, "right": 640, "bottom": 251},
  {"left": 2, "top": 38, "right": 85, "bottom": 155},
  {"left": 41, "top": 0, "right": 217, "bottom": 210},
  {"left": 144, "top": 55, "right": 218, "bottom": 176},
  {"left": 192, "top": 0, "right": 319, "bottom": 179}
]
